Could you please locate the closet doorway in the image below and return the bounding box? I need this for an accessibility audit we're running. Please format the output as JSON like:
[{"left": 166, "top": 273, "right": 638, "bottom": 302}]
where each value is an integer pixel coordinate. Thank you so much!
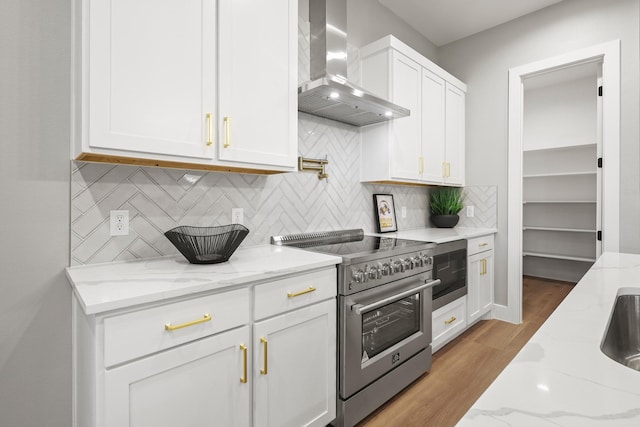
[
  {"left": 522, "top": 62, "right": 602, "bottom": 283},
  {"left": 503, "top": 41, "right": 620, "bottom": 324}
]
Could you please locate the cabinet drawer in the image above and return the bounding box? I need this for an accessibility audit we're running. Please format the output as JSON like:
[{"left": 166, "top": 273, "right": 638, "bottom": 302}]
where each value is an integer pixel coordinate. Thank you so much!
[
  {"left": 104, "top": 288, "right": 249, "bottom": 367},
  {"left": 254, "top": 268, "right": 337, "bottom": 320},
  {"left": 467, "top": 234, "right": 494, "bottom": 256},
  {"left": 432, "top": 297, "right": 466, "bottom": 350}
]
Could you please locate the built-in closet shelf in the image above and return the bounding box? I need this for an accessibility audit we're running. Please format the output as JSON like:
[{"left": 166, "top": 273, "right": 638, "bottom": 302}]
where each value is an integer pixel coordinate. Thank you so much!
[
  {"left": 523, "top": 171, "right": 597, "bottom": 178},
  {"left": 523, "top": 143, "right": 597, "bottom": 154},
  {"left": 523, "top": 143, "right": 596, "bottom": 153},
  {"left": 523, "top": 200, "right": 596, "bottom": 204},
  {"left": 523, "top": 226, "right": 596, "bottom": 233},
  {"left": 523, "top": 252, "right": 596, "bottom": 263}
]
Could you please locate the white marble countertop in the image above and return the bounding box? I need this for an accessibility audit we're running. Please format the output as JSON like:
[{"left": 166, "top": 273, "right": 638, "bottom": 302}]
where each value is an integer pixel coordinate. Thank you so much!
[
  {"left": 458, "top": 252, "right": 640, "bottom": 426},
  {"left": 66, "top": 244, "right": 341, "bottom": 315},
  {"left": 376, "top": 226, "right": 497, "bottom": 243}
]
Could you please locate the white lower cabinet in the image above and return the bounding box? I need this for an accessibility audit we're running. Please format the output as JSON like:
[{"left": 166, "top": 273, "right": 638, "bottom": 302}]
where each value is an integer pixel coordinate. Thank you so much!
[
  {"left": 73, "top": 268, "right": 337, "bottom": 427},
  {"left": 432, "top": 296, "right": 467, "bottom": 353},
  {"left": 253, "top": 299, "right": 336, "bottom": 427},
  {"left": 105, "top": 326, "right": 251, "bottom": 427},
  {"left": 467, "top": 235, "right": 495, "bottom": 325}
]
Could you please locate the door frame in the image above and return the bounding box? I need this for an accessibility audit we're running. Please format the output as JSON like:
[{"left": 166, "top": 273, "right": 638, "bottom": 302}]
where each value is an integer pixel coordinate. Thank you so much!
[{"left": 501, "top": 40, "right": 620, "bottom": 324}]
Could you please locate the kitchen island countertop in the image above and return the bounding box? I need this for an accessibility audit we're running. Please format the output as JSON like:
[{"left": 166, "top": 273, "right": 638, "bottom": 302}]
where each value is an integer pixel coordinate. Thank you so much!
[
  {"left": 66, "top": 244, "right": 341, "bottom": 315},
  {"left": 458, "top": 252, "right": 640, "bottom": 426}
]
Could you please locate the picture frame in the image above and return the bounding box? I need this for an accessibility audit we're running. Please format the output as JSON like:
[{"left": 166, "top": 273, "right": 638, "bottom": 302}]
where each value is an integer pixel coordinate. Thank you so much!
[{"left": 373, "top": 194, "right": 398, "bottom": 233}]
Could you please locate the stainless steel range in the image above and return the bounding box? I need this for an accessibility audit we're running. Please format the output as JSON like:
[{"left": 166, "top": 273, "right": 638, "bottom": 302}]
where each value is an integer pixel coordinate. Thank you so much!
[{"left": 271, "top": 229, "right": 439, "bottom": 427}]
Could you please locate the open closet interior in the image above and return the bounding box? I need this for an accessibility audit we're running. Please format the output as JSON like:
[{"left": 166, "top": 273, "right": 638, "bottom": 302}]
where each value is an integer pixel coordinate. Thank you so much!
[{"left": 522, "top": 62, "right": 602, "bottom": 283}]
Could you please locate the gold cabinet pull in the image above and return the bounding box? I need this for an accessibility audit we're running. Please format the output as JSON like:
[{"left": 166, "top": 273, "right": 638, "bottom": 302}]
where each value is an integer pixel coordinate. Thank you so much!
[
  {"left": 444, "top": 316, "right": 457, "bottom": 325},
  {"left": 260, "top": 337, "right": 268, "bottom": 375},
  {"left": 418, "top": 156, "right": 424, "bottom": 174},
  {"left": 287, "top": 286, "right": 317, "bottom": 298},
  {"left": 240, "top": 344, "right": 248, "bottom": 383},
  {"left": 442, "top": 162, "right": 447, "bottom": 178},
  {"left": 223, "top": 116, "right": 231, "bottom": 148},
  {"left": 206, "top": 113, "right": 213, "bottom": 146},
  {"left": 446, "top": 162, "right": 451, "bottom": 177},
  {"left": 164, "top": 314, "right": 212, "bottom": 331},
  {"left": 479, "top": 243, "right": 489, "bottom": 247}
]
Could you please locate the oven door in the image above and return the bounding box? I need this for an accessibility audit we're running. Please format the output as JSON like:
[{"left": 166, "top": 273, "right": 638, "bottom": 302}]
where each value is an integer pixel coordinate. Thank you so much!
[{"left": 339, "top": 275, "right": 440, "bottom": 399}]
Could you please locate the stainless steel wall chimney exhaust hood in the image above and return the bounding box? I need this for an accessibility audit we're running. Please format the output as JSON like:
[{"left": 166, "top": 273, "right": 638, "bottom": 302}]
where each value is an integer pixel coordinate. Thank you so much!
[{"left": 298, "top": 0, "right": 410, "bottom": 127}]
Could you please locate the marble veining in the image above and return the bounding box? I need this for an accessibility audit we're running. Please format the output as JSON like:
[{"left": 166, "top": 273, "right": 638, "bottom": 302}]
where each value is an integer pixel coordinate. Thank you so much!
[
  {"left": 66, "top": 245, "right": 341, "bottom": 315},
  {"left": 458, "top": 252, "right": 640, "bottom": 427}
]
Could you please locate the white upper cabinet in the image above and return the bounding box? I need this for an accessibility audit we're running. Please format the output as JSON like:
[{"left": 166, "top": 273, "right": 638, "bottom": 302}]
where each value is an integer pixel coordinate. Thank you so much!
[
  {"left": 444, "top": 83, "right": 465, "bottom": 185},
  {"left": 74, "top": 0, "right": 297, "bottom": 173},
  {"left": 217, "top": 0, "right": 297, "bottom": 169},
  {"left": 86, "top": 0, "right": 216, "bottom": 160},
  {"left": 359, "top": 35, "right": 466, "bottom": 186}
]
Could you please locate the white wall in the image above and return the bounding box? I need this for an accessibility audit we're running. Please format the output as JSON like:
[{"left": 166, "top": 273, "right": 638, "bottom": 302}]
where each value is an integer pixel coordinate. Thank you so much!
[
  {"left": 0, "top": 0, "right": 72, "bottom": 426},
  {"left": 298, "top": 0, "right": 439, "bottom": 60},
  {"left": 438, "top": 0, "right": 639, "bottom": 305},
  {"left": 524, "top": 75, "right": 597, "bottom": 150}
]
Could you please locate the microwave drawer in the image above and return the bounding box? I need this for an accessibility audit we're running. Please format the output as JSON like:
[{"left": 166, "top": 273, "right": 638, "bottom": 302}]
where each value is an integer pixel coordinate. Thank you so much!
[
  {"left": 467, "top": 235, "right": 494, "bottom": 256},
  {"left": 103, "top": 287, "right": 249, "bottom": 367}
]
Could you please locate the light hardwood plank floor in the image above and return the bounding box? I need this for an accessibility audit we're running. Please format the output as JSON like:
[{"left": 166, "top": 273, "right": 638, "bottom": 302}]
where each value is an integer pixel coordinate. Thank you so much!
[{"left": 357, "top": 276, "right": 574, "bottom": 427}]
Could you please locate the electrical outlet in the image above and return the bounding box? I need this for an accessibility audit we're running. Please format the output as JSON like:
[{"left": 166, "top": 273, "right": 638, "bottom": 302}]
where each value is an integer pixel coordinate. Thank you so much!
[
  {"left": 231, "top": 208, "right": 244, "bottom": 225},
  {"left": 110, "top": 210, "right": 129, "bottom": 236},
  {"left": 401, "top": 206, "right": 407, "bottom": 218},
  {"left": 466, "top": 205, "right": 475, "bottom": 218}
]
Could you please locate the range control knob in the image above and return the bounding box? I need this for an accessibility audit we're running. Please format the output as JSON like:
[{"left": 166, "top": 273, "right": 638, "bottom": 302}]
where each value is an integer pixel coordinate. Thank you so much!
[
  {"left": 393, "top": 260, "right": 403, "bottom": 273},
  {"left": 403, "top": 258, "right": 412, "bottom": 270},
  {"left": 368, "top": 266, "right": 380, "bottom": 280},
  {"left": 411, "top": 256, "right": 422, "bottom": 268},
  {"left": 352, "top": 269, "right": 364, "bottom": 283},
  {"left": 381, "top": 263, "right": 391, "bottom": 276}
]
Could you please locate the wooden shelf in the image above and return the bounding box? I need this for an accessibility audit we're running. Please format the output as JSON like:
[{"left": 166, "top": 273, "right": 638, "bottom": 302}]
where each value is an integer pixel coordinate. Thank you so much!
[
  {"left": 523, "top": 251, "right": 596, "bottom": 263},
  {"left": 523, "top": 171, "right": 596, "bottom": 178},
  {"left": 523, "top": 226, "right": 596, "bottom": 233}
]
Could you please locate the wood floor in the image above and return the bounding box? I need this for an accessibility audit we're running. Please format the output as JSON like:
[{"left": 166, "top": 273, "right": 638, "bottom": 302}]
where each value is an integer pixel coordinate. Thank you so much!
[{"left": 357, "top": 276, "right": 574, "bottom": 427}]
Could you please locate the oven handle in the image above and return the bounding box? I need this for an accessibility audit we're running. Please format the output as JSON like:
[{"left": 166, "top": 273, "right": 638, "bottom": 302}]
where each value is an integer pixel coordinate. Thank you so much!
[{"left": 351, "top": 279, "right": 441, "bottom": 315}]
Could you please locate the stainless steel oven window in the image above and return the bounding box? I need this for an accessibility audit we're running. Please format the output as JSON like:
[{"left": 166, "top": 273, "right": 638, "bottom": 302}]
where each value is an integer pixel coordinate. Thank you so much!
[
  {"left": 432, "top": 248, "right": 467, "bottom": 300},
  {"left": 361, "top": 293, "right": 421, "bottom": 361}
]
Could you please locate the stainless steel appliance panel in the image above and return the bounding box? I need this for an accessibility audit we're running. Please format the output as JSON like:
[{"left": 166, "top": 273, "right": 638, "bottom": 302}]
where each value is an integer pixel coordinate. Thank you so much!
[
  {"left": 339, "top": 274, "right": 438, "bottom": 399},
  {"left": 432, "top": 239, "right": 468, "bottom": 310}
]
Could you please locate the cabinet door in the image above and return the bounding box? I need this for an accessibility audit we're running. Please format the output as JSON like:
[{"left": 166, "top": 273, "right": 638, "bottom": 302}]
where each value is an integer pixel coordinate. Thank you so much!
[
  {"left": 467, "top": 253, "right": 483, "bottom": 323},
  {"left": 104, "top": 326, "right": 250, "bottom": 427},
  {"left": 480, "top": 250, "right": 494, "bottom": 314},
  {"left": 88, "top": 0, "right": 216, "bottom": 159},
  {"left": 217, "top": 0, "right": 297, "bottom": 169},
  {"left": 467, "top": 251, "right": 493, "bottom": 324},
  {"left": 253, "top": 299, "right": 336, "bottom": 427},
  {"left": 389, "top": 52, "right": 422, "bottom": 181},
  {"left": 444, "top": 83, "right": 465, "bottom": 185},
  {"left": 421, "top": 69, "right": 446, "bottom": 183}
]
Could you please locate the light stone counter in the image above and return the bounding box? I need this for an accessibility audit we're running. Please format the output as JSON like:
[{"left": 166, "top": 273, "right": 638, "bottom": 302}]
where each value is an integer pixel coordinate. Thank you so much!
[
  {"left": 458, "top": 252, "right": 640, "bottom": 426},
  {"left": 376, "top": 227, "right": 497, "bottom": 243},
  {"left": 66, "top": 244, "right": 341, "bottom": 315}
]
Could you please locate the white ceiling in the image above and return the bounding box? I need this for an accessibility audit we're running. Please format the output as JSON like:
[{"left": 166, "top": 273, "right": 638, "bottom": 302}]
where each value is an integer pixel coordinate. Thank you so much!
[{"left": 378, "top": 0, "right": 565, "bottom": 47}]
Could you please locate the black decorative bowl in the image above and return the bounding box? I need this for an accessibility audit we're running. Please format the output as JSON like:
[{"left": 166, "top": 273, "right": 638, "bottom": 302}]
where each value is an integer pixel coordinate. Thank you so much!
[{"left": 164, "top": 224, "right": 249, "bottom": 264}]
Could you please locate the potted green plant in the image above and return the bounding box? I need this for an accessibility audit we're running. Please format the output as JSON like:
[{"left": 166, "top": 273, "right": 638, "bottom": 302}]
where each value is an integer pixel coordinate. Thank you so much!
[{"left": 429, "top": 187, "right": 464, "bottom": 228}]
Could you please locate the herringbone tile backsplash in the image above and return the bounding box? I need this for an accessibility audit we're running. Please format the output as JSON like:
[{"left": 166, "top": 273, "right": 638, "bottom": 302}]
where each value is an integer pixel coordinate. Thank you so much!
[{"left": 70, "top": 18, "right": 496, "bottom": 265}]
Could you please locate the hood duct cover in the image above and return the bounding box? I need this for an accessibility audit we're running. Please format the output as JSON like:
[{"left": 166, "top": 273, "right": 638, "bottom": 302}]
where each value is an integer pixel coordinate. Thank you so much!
[{"left": 298, "top": 0, "right": 410, "bottom": 127}]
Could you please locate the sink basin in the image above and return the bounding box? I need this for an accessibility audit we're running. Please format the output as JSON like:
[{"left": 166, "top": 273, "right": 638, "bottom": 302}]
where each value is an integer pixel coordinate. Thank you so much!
[{"left": 601, "top": 288, "right": 640, "bottom": 372}]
